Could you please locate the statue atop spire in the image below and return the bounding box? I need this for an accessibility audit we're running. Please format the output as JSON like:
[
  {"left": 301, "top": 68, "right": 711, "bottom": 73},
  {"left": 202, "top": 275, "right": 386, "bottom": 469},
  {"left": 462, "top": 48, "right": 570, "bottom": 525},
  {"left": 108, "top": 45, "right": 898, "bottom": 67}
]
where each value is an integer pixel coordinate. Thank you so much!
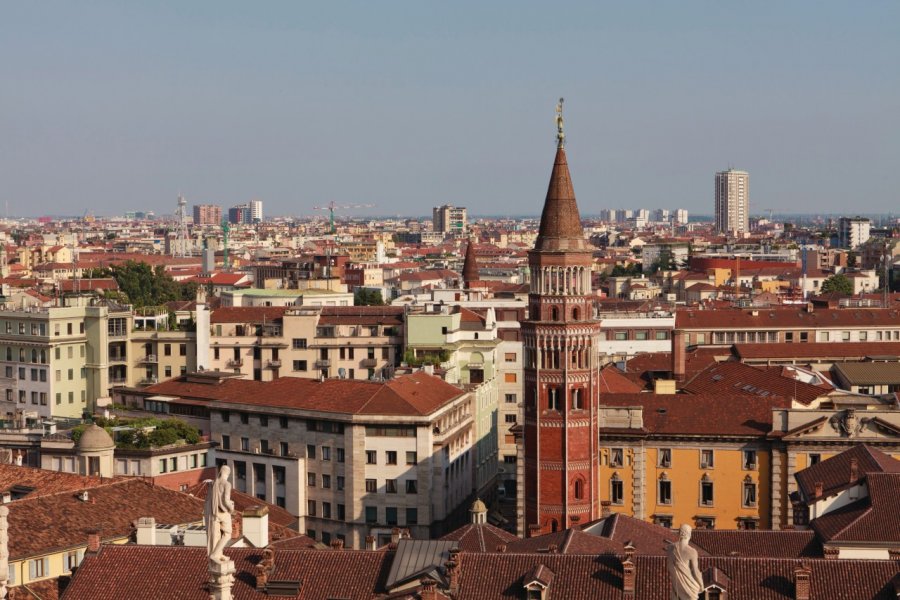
[{"left": 555, "top": 98, "right": 565, "bottom": 148}]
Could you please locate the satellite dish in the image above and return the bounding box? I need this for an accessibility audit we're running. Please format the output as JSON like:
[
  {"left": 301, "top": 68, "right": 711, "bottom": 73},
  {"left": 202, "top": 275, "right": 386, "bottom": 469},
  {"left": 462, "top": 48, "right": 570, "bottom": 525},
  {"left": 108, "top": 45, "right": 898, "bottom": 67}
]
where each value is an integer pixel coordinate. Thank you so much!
[{"left": 338, "top": 367, "right": 347, "bottom": 379}]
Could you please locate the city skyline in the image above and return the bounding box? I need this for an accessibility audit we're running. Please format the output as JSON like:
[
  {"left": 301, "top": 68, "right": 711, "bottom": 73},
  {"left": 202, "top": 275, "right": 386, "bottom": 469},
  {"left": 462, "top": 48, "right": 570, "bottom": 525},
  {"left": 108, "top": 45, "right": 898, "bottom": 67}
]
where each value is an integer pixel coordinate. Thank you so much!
[{"left": 2, "top": 2, "right": 899, "bottom": 218}]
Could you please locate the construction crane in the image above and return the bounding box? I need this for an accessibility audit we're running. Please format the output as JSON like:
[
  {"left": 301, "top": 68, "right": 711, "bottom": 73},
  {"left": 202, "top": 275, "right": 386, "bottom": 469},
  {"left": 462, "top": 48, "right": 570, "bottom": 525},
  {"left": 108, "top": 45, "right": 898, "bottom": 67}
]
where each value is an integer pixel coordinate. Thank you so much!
[{"left": 313, "top": 201, "right": 375, "bottom": 234}]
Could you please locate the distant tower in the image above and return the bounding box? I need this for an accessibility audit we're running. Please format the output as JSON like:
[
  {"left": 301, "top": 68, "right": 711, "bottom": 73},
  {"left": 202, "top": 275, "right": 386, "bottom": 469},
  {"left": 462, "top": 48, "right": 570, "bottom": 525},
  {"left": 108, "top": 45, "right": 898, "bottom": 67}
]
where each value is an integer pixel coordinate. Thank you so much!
[
  {"left": 250, "top": 199, "right": 263, "bottom": 223},
  {"left": 523, "top": 99, "right": 601, "bottom": 535},
  {"left": 715, "top": 170, "right": 749, "bottom": 235},
  {"left": 462, "top": 239, "right": 480, "bottom": 288},
  {"left": 173, "top": 194, "right": 191, "bottom": 258}
]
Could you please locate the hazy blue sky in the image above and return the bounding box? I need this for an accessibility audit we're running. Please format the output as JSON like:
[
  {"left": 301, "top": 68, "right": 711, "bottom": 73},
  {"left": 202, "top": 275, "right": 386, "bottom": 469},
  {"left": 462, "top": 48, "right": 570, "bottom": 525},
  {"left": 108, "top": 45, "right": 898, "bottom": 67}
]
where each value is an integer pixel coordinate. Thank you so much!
[{"left": 2, "top": 2, "right": 899, "bottom": 218}]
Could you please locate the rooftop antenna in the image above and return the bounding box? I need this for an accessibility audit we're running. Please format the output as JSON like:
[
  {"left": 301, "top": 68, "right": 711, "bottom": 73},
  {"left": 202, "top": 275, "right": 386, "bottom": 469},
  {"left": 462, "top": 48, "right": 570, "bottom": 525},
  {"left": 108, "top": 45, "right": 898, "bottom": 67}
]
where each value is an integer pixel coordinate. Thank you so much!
[{"left": 555, "top": 98, "right": 565, "bottom": 148}]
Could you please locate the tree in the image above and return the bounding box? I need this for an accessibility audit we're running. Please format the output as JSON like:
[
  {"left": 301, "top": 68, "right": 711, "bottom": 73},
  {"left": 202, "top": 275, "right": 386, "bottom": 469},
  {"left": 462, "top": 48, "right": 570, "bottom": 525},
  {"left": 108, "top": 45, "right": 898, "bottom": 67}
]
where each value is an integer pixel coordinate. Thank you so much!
[
  {"left": 610, "top": 264, "right": 641, "bottom": 278},
  {"left": 109, "top": 260, "right": 194, "bottom": 308},
  {"left": 354, "top": 288, "right": 385, "bottom": 306},
  {"left": 820, "top": 274, "right": 853, "bottom": 296}
]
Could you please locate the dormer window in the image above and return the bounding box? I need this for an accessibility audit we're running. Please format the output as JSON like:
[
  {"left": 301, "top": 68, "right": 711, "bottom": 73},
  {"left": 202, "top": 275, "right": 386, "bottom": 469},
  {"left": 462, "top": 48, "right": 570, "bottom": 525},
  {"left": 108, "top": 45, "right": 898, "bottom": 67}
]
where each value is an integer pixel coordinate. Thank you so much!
[{"left": 523, "top": 564, "right": 554, "bottom": 600}]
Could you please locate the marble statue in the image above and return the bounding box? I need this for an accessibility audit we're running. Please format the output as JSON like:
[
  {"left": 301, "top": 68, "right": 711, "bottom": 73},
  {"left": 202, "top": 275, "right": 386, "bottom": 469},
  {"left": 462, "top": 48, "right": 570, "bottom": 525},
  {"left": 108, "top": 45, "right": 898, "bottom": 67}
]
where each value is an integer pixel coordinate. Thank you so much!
[
  {"left": 204, "top": 465, "right": 235, "bottom": 564},
  {"left": 666, "top": 524, "right": 704, "bottom": 600}
]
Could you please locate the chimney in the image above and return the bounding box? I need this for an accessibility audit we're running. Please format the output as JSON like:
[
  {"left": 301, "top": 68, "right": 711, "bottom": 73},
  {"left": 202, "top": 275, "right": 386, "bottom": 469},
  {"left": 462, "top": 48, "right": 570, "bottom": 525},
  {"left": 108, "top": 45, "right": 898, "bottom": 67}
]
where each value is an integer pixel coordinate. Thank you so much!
[
  {"left": 601, "top": 501, "right": 612, "bottom": 518},
  {"left": 330, "top": 539, "right": 344, "bottom": 550},
  {"left": 548, "top": 544, "right": 559, "bottom": 554},
  {"left": 622, "top": 557, "right": 636, "bottom": 597},
  {"left": 672, "top": 329, "right": 686, "bottom": 381},
  {"left": 231, "top": 514, "right": 242, "bottom": 540},
  {"left": 794, "top": 563, "right": 811, "bottom": 600},
  {"left": 390, "top": 527, "right": 401, "bottom": 545},
  {"left": 623, "top": 542, "right": 636, "bottom": 563},
  {"left": 814, "top": 482, "right": 823, "bottom": 499},
  {"left": 135, "top": 517, "right": 156, "bottom": 545},
  {"left": 242, "top": 505, "right": 269, "bottom": 548},
  {"left": 849, "top": 458, "right": 859, "bottom": 482},
  {"left": 445, "top": 558, "right": 460, "bottom": 594},
  {"left": 86, "top": 530, "right": 101, "bottom": 553},
  {"left": 420, "top": 578, "right": 438, "bottom": 600},
  {"left": 365, "top": 535, "right": 376, "bottom": 551}
]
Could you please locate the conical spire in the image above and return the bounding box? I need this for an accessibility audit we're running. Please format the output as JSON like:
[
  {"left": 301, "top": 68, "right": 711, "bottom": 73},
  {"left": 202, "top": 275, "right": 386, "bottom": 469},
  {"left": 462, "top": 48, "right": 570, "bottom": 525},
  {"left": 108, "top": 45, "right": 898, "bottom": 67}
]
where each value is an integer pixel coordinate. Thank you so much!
[
  {"left": 462, "top": 240, "right": 479, "bottom": 286},
  {"left": 535, "top": 145, "right": 586, "bottom": 251}
]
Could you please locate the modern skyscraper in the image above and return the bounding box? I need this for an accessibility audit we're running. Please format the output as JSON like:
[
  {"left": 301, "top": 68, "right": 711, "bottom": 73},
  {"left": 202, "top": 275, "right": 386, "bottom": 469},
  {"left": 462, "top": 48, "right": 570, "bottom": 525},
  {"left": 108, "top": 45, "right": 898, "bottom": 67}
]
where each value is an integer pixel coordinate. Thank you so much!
[
  {"left": 523, "top": 104, "right": 601, "bottom": 535},
  {"left": 715, "top": 169, "right": 750, "bottom": 234},
  {"left": 250, "top": 199, "right": 263, "bottom": 223}
]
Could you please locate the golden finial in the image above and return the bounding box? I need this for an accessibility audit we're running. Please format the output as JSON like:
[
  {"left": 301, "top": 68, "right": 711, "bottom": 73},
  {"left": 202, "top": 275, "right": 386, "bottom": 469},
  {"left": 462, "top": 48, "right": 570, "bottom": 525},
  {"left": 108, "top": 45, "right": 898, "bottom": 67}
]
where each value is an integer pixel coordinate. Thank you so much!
[{"left": 555, "top": 97, "right": 565, "bottom": 147}]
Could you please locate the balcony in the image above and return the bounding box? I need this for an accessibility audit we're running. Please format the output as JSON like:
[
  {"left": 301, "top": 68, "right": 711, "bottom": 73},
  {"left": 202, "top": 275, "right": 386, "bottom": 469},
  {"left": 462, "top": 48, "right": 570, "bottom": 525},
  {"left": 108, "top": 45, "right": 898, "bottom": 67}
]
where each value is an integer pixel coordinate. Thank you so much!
[
  {"left": 266, "top": 360, "right": 282, "bottom": 369},
  {"left": 108, "top": 353, "right": 127, "bottom": 363},
  {"left": 138, "top": 377, "right": 158, "bottom": 386},
  {"left": 431, "top": 412, "right": 473, "bottom": 443},
  {"left": 360, "top": 358, "right": 378, "bottom": 368},
  {"left": 315, "top": 359, "right": 331, "bottom": 369},
  {"left": 137, "top": 355, "right": 157, "bottom": 365},
  {"left": 109, "top": 376, "right": 127, "bottom": 385},
  {"left": 226, "top": 359, "right": 244, "bottom": 368}
]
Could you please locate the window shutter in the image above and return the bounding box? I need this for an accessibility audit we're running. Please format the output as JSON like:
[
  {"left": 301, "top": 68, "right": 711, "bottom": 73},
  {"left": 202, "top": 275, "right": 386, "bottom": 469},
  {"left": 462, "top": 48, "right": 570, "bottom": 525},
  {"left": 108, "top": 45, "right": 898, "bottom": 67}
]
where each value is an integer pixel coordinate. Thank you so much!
[{"left": 28, "top": 560, "right": 35, "bottom": 580}]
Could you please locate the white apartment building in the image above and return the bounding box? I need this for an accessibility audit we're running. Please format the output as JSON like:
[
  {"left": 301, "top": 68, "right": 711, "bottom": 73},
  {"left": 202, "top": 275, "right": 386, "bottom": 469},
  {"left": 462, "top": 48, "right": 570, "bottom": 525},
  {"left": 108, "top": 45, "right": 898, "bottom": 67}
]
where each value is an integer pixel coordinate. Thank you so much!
[
  {"left": 838, "top": 216, "right": 871, "bottom": 249},
  {"left": 715, "top": 169, "right": 750, "bottom": 234}
]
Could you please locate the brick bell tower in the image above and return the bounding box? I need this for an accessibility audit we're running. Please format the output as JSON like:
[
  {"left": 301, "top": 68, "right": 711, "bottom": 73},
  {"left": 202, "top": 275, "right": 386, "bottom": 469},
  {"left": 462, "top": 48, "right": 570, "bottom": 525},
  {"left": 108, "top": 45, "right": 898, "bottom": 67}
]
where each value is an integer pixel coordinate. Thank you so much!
[{"left": 523, "top": 99, "right": 600, "bottom": 534}]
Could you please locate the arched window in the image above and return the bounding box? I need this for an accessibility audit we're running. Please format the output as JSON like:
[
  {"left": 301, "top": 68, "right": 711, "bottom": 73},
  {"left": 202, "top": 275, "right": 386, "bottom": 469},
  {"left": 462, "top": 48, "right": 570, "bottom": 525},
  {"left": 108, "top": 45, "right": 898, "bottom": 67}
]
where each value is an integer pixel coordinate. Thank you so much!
[
  {"left": 550, "top": 306, "right": 559, "bottom": 321},
  {"left": 574, "top": 478, "right": 584, "bottom": 500},
  {"left": 549, "top": 519, "right": 559, "bottom": 533},
  {"left": 572, "top": 388, "right": 583, "bottom": 410},
  {"left": 572, "top": 307, "right": 580, "bottom": 321}
]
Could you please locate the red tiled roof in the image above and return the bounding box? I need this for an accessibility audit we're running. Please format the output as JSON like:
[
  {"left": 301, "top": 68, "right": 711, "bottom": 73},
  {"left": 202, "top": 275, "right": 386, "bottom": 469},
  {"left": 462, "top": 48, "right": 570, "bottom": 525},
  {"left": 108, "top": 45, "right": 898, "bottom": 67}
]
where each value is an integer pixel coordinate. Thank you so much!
[
  {"left": 598, "top": 365, "right": 644, "bottom": 394},
  {"left": 795, "top": 444, "right": 900, "bottom": 501},
  {"left": 440, "top": 523, "right": 518, "bottom": 552},
  {"left": 734, "top": 342, "right": 900, "bottom": 361},
  {"left": 682, "top": 361, "right": 828, "bottom": 406},
  {"left": 318, "top": 305, "right": 404, "bottom": 326},
  {"left": 61, "top": 545, "right": 392, "bottom": 600},
  {"left": 185, "top": 480, "right": 297, "bottom": 529},
  {"left": 599, "top": 393, "right": 786, "bottom": 437},
  {"left": 7, "top": 478, "right": 205, "bottom": 560},
  {"left": 689, "top": 530, "right": 822, "bottom": 558},
  {"left": 210, "top": 306, "right": 286, "bottom": 324},
  {"left": 144, "top": 371, "right": 466, "bottom": 417},
  {"left": 0, "top": 464, "right": 107, "bottom": 500},
  {"left": 810, "top": 473, "right": 900, "bottom": 544},
  {"left": 676, "top": 307, "right": 900, "bottom": 329}
]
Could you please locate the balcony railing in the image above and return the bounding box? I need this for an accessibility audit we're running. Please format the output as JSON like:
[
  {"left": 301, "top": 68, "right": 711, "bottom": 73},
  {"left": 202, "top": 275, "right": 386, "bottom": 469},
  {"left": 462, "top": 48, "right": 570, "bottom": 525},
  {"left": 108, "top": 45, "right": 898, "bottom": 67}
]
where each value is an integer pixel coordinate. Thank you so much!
[
  {"left": 227, "top": 359, "right": 244, "bottom": 368},
  {"left": 266, "top": 360, "right": 282, "bottom": 369},
  {"left": 315, "top": 359, "right": 331, "bottom": 369},
  {"left": 360, "top": 358, "right": 378, "bottom": 368},
  {"left": 137, "top": 355, "right": 157, "bottom": 364},
  {"left": 138, "top": 377, "right": 158, "bottom": 386},
  {"left": 109, "top": 377, "right": 127, "bottom": 385}
]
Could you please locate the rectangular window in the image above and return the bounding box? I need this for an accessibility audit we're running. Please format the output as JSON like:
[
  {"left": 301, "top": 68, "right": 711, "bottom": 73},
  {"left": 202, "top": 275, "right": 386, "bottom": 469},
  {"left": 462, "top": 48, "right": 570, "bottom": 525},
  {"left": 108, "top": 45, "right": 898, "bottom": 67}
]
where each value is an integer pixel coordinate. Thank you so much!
[
  {"left": 29, "top": 557, "right": 49, "bottom": 580},
  {"left": 280, "top": 442, "right": 289, "bottom": 456},
  {"left": 240, "top": 413, "right": 249, "bottom": 424},
  {"left": 658, "top": 480, "right": 672, "bottom": 505},
  {"left": 611, "top": 479, "right": 624, "bottom": 505},
  {"left": 701, "top": 481, "right": 714, "bottom": 506},
  {"left": 406, "top": 507, "right": 418, "bottom": 525},
  {"left": 385, "top": 479, "right": 398, "bottom": 494},
  {"left": 700, "top": 449, "right": 714, "bottom": 469},
  {"left": 610, "top": 448, "right": 624, "bottom": 467},
  {"left": 365, "top": 478, "right": 377, "bottom": 493},
  {"left": 743, "top": 481, "right": 757, "bottom": 507},
  {"left": 405, "top": 479, "right": 418, "bottom": 494},
  {"left": 292, "top": 338, "right": 308, "bottom": 349},
  {"left": 259, "top": 415, "right": 268, "bottom": 427},
  {"left": 818, "top": 331, "right": 830, "bottom": 342},
  {"left": 240, "top": 437, "right": 249, "bottom": 452},
  {"left": 279, "top": 416, "right": 289, "bottom": 428},
  {"left": 635, "top": 330, "right": 648, "bottom": 340},
  {"left": 366, "top": 450, "right": 377, "bottom": 464},
  {"left": 322, "top": 474, "right": 331, "bottom": 489},
  {"left": 307, "top": 500, "right": 316, "bottom": 516},
  {"left": 164, "top": 344, "right": 171, "bottom": 356},
  {"left": 293, "top": 360, "right": 308, "bottom": 372},
  {"left": 337, "top": 476, "right": 345, "bottom": 491},
  {"left": 809, "top": 453, "right": 821, "bottom": 466},
  {"left": 307, "top": 444, "right": 316, "bottom": 459},
  {"left": 504, "top": 414, "right": 517, "bottom": 423},
  {"left": 321, "top": 446, "right": 331, "bottom": 461},
  {"left": 655, "top": 331, "right": 668, "bottom": 340},
  {"left": 614, "top": 331, "right": 627, "bottom": 341},
  {"left": 743, "top": 450, "right": 757, "bottom": 470},
  {"left": 504, "top": 393, "right": 517, "bottom": 403},
  {"left": 842, "top": 331, "right": 851, "bottom": 341},
  {"left": 365, "top": 506, "right": 377, "bottom": 523},
  {"left": 336, "top": 448, "right": 345, "bottom": 463},
  {"left": 406, "top": 451, "right": 417, "bottom": 465},
  {"left": 307, "top": 473, "right": 316, "bottom": 487},
  {"left": 322, "top": 502, "right": 332, "bottom": 519},
  {"left": 504, "top": 352, "right": 516, "bottom": 362},
  {"left": 504, "top": 373, "right": 517, "bottom": 383},
  {"left": 386, "top": 450, "right": 397, "bottom": 465},
  {"left": 658, "top": 448, "right": 672, "bottom": 468},
  {"left": 337, "top": 504, "right": 346, "bottom": 520},
  {"left": 221, "top": 435, "right": 231, "bottom": 450},
  {"left": 385, "top": 507, "right": 398, "bottom": 525}
]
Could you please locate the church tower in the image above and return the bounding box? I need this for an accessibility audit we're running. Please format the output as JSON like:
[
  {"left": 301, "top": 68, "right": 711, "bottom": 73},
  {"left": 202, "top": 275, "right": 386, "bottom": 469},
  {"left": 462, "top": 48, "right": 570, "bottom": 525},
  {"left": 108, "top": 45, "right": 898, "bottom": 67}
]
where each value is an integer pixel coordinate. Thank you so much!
[{"left": 522, "top": 100, "right": 601, "bottom": 534}]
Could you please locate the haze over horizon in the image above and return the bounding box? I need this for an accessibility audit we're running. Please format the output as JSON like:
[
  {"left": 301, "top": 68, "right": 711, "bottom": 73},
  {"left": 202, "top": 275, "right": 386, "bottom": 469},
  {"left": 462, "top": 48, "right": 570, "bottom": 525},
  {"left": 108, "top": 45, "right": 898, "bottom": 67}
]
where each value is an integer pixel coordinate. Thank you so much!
[{"left": 3, "top": 2, "right": 898, "bottom": 219}]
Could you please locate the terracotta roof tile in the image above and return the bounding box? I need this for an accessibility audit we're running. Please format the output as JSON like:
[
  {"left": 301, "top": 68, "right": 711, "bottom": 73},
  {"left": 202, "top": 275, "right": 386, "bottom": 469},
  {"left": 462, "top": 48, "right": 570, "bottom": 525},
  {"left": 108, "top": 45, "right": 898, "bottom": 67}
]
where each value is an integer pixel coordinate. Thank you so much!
[
  {"left": 535, "top": 146, "right": 587, "bottom": 252},
  {"left": 795, "top": 444, "right": 900, "bottom": 501},
  {"left": 734, "top": 341, "right": 900, "bottom": 361},
  {"left": 210, "top": 306, "right": 286, "bottom": 324},
  {"left": 439, "top": 523, "right": 518, "bottom": 552},
  {"left": 682, "top": 361, "right": 827, "bottom": 406}
]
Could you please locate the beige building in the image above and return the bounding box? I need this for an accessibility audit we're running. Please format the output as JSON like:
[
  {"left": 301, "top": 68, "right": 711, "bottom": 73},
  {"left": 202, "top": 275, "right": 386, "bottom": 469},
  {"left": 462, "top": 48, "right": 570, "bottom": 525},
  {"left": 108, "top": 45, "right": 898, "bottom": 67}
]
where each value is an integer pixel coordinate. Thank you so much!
[
  {"left": 715, "top": 169, "right": 749, "bottom": 235},
  {"left": 202, "top": 305, "right": 403, "bottom": 381}
]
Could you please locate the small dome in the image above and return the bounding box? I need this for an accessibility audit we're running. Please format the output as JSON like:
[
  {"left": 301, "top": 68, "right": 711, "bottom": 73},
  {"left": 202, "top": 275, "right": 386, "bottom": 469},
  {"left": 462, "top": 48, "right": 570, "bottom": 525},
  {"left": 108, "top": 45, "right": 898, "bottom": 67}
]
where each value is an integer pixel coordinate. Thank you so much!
[
  {"left": 77, "top": 424, "right": 115, "bottom": 452},
  {"left": 470, "top": 498, "right": 487, "bottom": 514}
]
